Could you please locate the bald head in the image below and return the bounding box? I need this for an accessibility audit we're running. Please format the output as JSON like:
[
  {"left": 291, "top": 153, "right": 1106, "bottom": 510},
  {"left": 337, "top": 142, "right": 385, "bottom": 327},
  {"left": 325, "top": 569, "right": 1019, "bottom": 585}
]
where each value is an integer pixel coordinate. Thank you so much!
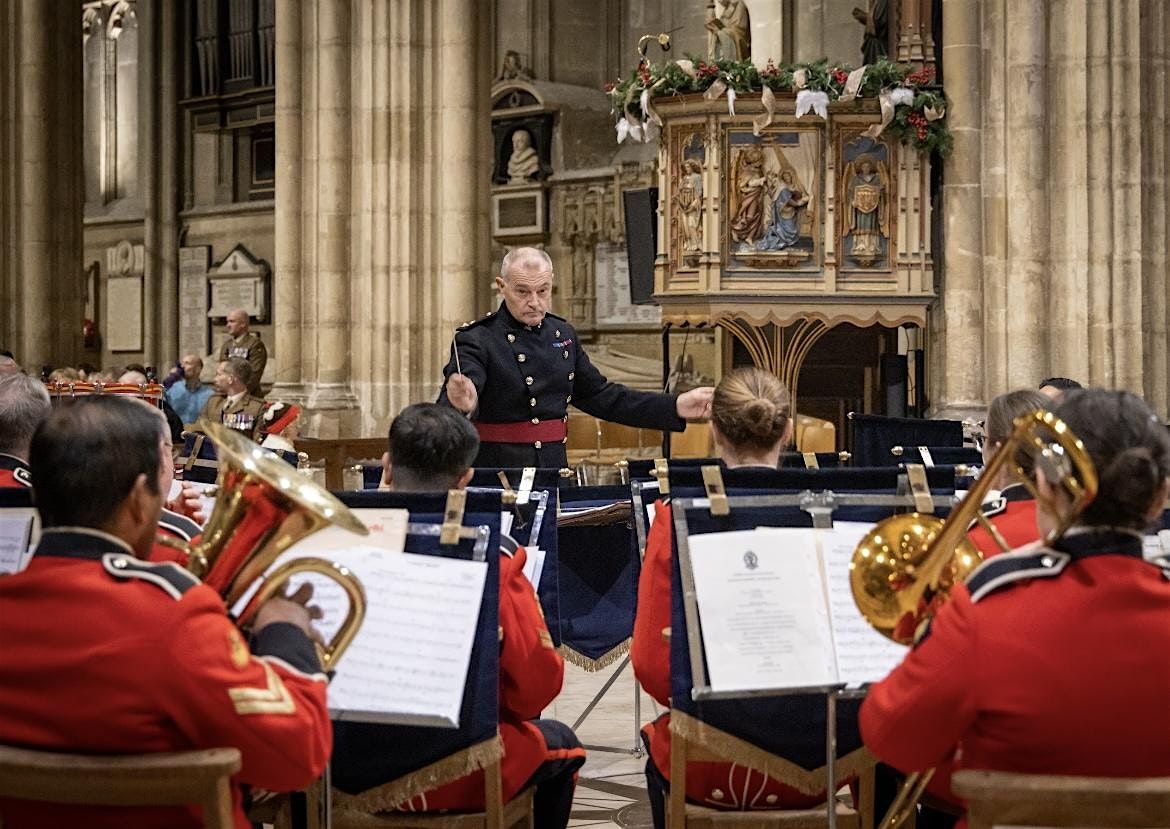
[{"left": 225, "top": 309, "right": 250, "bottom": 338}]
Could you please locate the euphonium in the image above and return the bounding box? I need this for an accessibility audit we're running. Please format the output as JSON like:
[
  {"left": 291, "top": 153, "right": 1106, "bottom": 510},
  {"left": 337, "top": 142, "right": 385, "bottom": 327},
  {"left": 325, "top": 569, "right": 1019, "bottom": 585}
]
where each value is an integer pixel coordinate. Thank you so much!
[
  {"left": 850, "top": 409, "right": 1097, "bottom": 829},
  {"left": 182, "top": 421, "right": 370, "bottom": 669}
]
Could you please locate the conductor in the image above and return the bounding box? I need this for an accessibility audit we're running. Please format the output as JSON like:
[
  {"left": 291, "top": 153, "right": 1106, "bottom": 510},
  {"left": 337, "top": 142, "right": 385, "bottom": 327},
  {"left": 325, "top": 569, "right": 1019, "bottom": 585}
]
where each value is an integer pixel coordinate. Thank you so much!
[{"left": 440, "top": 247, "right": 713, "bottom": 468}]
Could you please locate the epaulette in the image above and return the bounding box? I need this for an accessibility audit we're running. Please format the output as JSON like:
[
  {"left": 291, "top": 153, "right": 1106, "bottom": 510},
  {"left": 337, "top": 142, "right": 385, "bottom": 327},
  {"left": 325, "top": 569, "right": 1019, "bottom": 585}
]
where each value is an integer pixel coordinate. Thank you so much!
[
  {"left": 966, "top": 496, "right": 1006, "bottom": 532},
  {"left": 158, "top": 508, "right": 201, "bottom": 542},
  {"left": 966, "top": 547, "right": 1069, "bottom": 603},
  {"left": 457, "top": 311, "right": 496, "bottom": 331},
  {"left": 101, "top": 553, "right": 199, "bottom": 600},
  {"left": 544, "top": 310, "right": 567, "bottom": 322},
  {"left": 500, "top": 533, "right": 519, "bottom": 557}
]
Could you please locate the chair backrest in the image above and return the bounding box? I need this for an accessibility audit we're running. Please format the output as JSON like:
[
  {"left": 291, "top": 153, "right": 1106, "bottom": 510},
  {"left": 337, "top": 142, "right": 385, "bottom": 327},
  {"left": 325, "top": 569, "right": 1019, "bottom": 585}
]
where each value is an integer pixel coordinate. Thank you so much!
[
  {"left": 0, "top": 744, "right": 241, "bottom": 829},
  {"left": 952, "top": 769, "right": 1170, "bottom": 829},
  {"left": 671, "top": 421, "right": 713, "bottom": 458},
  {"left": 795, "top": 414, "right": 837, "bottom": 453}
]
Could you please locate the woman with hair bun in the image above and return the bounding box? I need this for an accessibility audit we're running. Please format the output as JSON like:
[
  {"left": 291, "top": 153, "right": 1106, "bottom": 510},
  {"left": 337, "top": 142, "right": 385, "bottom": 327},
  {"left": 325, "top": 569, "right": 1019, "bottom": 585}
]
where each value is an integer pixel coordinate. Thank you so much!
[
  {"left": 966, "top": 389, "right": 1052, "bottom": 558},
  {"left": 633, "top": 367, "right": 851, "bottom": 827},
  {"left": 862, "top": 389, "right": 1170, "bottom": 827}
]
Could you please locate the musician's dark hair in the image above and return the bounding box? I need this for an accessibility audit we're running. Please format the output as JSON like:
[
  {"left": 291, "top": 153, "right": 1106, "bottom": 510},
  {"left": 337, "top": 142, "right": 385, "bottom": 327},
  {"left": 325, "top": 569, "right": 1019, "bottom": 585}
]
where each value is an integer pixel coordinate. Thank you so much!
[
  {"left": 388, "top": 403, "right": 479, "bottom": 491},
  {"left": 985, "top": 389, "right": 1051, "bottom": 477},
  {"left": 711, "top": 366, "right": 791, "bottom": 454},
  {"left": 30, "top": 396, "right": 164, "bottom": 529},
  {"left": 1053, "top": 390, "right": 1170, "bottom": 530},
  {"left": 1039, "top": 376, "right": 1082, "bottom": 392}
]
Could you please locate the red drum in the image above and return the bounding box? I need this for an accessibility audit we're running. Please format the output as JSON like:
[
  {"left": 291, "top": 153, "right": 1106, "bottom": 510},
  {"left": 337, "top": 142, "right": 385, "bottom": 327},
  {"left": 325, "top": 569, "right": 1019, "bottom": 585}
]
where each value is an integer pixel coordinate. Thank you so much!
[{"left": 44, "top": 381, "right": 165, "bottom": 408}]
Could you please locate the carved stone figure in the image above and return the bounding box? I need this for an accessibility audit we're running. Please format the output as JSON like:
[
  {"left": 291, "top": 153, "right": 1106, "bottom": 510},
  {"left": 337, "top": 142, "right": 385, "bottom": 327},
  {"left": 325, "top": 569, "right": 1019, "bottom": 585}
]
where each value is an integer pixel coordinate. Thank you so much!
[
  {"left": 843, "top": 155, "right": 890, "bottom": 265},
  {"left": 675, "top": 159, "right": 703, "bottom": 254},
  {"left": 506, "top": 129, "right": 540, "bottom": 183},
  {"left": 496, "top": 49, "right": 532, "bottom": 82},
  {"left": 705, "top": 0, "right": 751, "bottom": 61},
  {"left": 756, "top": 170, "right": 809, "bottom": 251},
  {"left": 729, "top": 148, "right": 768, "bottom": 245},
  {"left": 852, "top": 0, "right": 889, "bottom": 64}
]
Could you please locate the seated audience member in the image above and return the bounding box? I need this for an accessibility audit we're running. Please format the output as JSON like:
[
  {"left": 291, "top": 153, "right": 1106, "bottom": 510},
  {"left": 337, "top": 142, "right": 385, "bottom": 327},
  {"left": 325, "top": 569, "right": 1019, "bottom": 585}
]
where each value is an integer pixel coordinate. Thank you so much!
[
  {"left": 0, "top": 373, "right": 50, "bottom": 488},
  {"left": 120, "top": 368, "right": 184, "bottom": 447},
  {"left": 0, "top": 351, "right": 19, "bottom": 376},
  {"left": 198, "top": 358, "right": 266, "bottom": 441},
  {"left": 861, "top": 389, "right": 1170, "bottom": 828},
  {"left": 333, "top": 403, "right": 584, "bottom": 828},
  {"left": 632, "top": 367, "right": 855, "bottom": 827},
  {"left": 966, "top": 389, "right": 1051, "bottom": 557},
  {"left": 46, "top": 367, "right": 81, "bottom": 383},
  {"left": 260, "top": 401, "right": 301, "bottom": 452},
  {"left": 1038, "top": 376, "right": 1082, "bottom": 400},
  {"left": 165, "top": 354, "right": 215, "bottom": 426},
  {"left": 0, "top": 396, "right": 332, "bottom": 829}
]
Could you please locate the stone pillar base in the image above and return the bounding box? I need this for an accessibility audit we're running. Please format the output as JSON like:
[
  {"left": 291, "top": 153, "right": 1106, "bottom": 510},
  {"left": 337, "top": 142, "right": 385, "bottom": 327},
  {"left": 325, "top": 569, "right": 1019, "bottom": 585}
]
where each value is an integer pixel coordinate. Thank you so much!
[{"left": 302, "top": 383, "right": 361, "bottom": 439}]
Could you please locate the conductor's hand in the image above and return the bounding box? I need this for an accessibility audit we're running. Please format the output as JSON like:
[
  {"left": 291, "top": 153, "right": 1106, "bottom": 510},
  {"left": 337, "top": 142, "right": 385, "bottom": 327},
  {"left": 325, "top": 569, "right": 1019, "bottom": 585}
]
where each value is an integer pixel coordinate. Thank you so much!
[
  {"left": 676, "top": 386, "right": 715, "bottom": 420},
  {"left": 446, "top": 373, "right": 479, "bottom": 414},
  {"left": 253, "top": 582, "right": 325, "bottom": 646}
]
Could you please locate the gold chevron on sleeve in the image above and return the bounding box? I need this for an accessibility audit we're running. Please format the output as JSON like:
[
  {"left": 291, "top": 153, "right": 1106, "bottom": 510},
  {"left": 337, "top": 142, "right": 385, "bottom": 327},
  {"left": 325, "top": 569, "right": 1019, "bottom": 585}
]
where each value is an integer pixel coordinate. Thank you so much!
[{"left": 227, "top": 662, "right": 296, "bottom": 715}]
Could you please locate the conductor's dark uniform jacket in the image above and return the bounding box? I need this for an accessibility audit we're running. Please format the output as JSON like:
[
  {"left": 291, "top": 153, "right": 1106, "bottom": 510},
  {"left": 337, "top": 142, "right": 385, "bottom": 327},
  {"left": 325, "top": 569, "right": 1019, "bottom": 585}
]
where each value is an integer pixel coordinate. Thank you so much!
[{"left": 438, "top": 304, "right": 686, "bottom": 468}]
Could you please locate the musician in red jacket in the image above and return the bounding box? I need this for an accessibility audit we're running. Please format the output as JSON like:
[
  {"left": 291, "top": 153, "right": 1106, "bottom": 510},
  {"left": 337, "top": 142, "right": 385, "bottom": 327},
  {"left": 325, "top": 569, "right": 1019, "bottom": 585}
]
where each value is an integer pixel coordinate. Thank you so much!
[
  {"left": 966, "top": 389, "right": 1051, "bottom": 557},
  {"left": 332, "top": 403, "right": 584, "bottom": 827},
  {"left": 0, "top": 373, "right": 49, "bottom": 489},
  {"left": 632, "top": 367, "right": 855, "bottom": 827},
  {"left": 0, "top": 396, "right": 332, "bottom": 829},
  {"left": 862, "top": 390, "right": 1170, "bottom": 829}
]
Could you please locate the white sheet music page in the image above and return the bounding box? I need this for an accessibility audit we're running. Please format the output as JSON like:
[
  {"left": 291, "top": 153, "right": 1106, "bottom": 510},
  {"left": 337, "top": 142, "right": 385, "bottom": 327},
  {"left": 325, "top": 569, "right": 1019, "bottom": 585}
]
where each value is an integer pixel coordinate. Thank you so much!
[
  {"left": 0, "top": 510, "right": 35, "bottom": 574},
  {"left": 521, "top": 546, "right": 546, "bottom": 590},
  {"left": 818, "top": 521, "right": 908, "bottom": 686},
  {"left": 689, "top": 528, "right": 838, "bottom": 692}
]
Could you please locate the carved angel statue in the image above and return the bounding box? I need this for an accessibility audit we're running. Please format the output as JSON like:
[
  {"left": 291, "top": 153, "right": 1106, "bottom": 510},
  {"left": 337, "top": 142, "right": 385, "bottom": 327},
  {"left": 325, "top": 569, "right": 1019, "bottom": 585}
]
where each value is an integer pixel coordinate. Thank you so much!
[
  {"left": 842, "top": 154, "right": 890, "bottom": 263},
  {"left": 675, "top": 159, "right": 704, "bottom": 253},
  {"left": 705, "top": 0, "right": 751, "bottom": 61}
]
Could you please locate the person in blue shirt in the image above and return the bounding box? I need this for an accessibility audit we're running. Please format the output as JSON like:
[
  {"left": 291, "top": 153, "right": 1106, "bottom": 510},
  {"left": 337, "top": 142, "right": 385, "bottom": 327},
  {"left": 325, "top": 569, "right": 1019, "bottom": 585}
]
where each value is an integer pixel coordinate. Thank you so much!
[{"left": 164, "top": 354, "right": 214, "bottom": 426}]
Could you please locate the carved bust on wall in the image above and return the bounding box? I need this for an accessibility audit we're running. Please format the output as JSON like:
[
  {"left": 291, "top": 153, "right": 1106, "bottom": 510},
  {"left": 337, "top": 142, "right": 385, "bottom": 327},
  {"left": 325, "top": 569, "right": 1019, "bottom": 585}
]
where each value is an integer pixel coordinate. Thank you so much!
[{"left": 507, "top": 129, "right": 540, "bottom": 184}]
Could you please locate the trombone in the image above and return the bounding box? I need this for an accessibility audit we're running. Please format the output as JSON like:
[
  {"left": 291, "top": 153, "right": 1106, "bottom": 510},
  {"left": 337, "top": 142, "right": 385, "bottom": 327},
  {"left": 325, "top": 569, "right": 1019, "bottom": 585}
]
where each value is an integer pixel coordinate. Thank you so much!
[
  {"left": 849, "top": 410, "right": 1097, "bottom": 829},
  {"left": 177, "top": 422, "right": 371, "bottom": 669}
]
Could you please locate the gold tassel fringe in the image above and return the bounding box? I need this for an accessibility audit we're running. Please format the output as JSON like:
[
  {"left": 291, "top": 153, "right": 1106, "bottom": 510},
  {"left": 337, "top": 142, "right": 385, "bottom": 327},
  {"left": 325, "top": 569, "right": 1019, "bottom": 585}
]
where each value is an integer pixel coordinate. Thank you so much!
[
  {"left": 670, "top": 710, "right": 874, "bottom": 795},
  {"left": 332, "top": 734, "right": 502, "bottom": 814},
  {"left": 557, "top": 639, "right": 630, "bottom": 672}
]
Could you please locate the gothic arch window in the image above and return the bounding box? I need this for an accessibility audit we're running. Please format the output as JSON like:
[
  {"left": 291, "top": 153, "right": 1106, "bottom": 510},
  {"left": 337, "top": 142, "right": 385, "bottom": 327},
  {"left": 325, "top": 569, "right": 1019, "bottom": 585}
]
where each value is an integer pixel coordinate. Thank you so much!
[{"left": 82, "top": 0, "right": 140, "bottom": 206}]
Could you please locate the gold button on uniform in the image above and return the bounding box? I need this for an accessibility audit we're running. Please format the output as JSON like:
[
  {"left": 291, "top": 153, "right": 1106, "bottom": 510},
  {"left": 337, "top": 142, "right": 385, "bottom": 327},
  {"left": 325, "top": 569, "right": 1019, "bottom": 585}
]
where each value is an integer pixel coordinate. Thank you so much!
[
  {"left": 766, "top": 794, "right": 778, "bottom": 805},
  {"left": 531, "top": 417, "right": 539, "bottom": 424},
  {"left": 711, "top": 789, "right": 724, "bottom": 801},
  {"left": 568, "top": 371, "right": 575, "bottom": 380},
  {"left": 566, "top": 395, "right": 572, "bottom": 403},
  {"left": 517, "top": 354, "right": 526, "bottom": 362},
  {"left": 555, "top": 329, "right": 561, "bottom": 337},
  {"left": 507, "top": 334, "right": 516, "bottom": 343},
  {"left": 529, "top": 397, "right": 536, "bottom": 407},
  {"left": 563, "top": 350, "right": 569, "bottom": 359},
  {"left": 525, "top": 376, "right": 533, "bottom": 385},
  {"left": 535, "top": 441, "right": 542, "bottom": 449}
]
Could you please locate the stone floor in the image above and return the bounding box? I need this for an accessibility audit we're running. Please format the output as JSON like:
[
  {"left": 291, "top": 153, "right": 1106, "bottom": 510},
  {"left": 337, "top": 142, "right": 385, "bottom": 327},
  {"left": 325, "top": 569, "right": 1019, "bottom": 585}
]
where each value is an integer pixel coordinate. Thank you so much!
[{"left": 547, "top": 655, "right": 663, "bottom": 828}]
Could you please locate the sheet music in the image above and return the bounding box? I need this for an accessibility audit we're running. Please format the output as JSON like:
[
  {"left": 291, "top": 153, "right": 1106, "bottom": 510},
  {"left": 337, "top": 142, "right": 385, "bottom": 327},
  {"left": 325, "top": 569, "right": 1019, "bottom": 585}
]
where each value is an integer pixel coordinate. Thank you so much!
[
  {"left": 689, "top": 529, "right": 838, "bottom": 692},
  {"left": 522, "top": 546, "right": 545, "bottom": 590},
  {"left": 1143, "top": 530, "right": 1170, "bottom": 561},
  {"left": 817, "top": 522, "right": 909, "bottom": 686},
  {"left": 0, "top": 511, "right": 35, "bottom": 574}
]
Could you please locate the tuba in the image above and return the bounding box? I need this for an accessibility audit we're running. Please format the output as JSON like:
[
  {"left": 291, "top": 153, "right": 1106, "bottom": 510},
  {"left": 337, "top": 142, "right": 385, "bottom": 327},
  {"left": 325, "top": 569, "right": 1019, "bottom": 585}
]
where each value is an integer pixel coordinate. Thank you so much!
[
  {"left": 181, "top": 421, "right": 370, "bottom": 669},
  {"left": 850, "top": 409, "right": 1097, "bottom": 829}
]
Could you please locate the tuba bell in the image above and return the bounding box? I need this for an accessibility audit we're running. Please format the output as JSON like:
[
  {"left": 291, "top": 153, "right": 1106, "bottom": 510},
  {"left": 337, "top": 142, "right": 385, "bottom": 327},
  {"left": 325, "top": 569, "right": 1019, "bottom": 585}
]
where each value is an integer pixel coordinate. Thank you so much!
[
  {"left": 181, "top": 421, "right": 371, "bottom": 669},
  {"left": 850, "top": 409, "right": 1097, "bottom": 829}
]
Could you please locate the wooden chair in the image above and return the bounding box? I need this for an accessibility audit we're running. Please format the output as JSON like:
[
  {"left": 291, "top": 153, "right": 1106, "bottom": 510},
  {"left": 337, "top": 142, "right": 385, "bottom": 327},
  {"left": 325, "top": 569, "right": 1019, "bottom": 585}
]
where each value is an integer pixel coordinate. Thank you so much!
[
  {"left": 672, "top": 421, "right": 714, "bottom": 458},
  {"left": 669, "top": 732, "right": 869, "bottom": 829},
  {"left": 333, "top": 757, "right": 534, "bottom": 829},
  {"left": 952, "top": 769, "right": 1170, "bottom": 829},
  {"left": 794, "top": 415, "right": 836, "bottom": 454},
  {"left": 0, "top": 743, "right": 241, "bottom": 829}
]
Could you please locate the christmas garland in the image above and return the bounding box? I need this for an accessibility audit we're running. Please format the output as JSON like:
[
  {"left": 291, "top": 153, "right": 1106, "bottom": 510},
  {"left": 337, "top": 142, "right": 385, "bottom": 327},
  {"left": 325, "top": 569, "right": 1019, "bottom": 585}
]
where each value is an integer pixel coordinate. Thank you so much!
[{"left": 606, "top": 57, "right": 951, "bottom": 157}]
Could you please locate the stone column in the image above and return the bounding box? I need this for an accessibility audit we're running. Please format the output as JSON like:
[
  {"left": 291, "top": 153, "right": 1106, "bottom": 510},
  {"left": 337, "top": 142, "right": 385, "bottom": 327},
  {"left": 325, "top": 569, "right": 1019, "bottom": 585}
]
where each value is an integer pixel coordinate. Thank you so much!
[
  {"left": 930, "top": 0, "right": 984, "bottom": 419},
  {"left": 1140, "top": 0, "right": 1169, "bottom": 413},
  {"left": 275, "top": 0, "right": 489, "bottom": 436},
  {"left": 0, "top": 2, "right": 83, "bottom": 369}
]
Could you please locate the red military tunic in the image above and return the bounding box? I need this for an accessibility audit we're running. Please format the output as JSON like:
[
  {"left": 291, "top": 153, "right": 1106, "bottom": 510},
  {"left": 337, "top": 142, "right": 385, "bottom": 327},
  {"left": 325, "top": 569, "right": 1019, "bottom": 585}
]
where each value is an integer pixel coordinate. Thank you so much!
[
  {"left": 632, "top": 501, "right": 840, "bottom": 810},
  {"left": 0, "top": 528, "right": 332, "bottom": 829},
  {"left": 395, "top": 536, "right": 578, "bottom": 812},
  {"left": 0, "top": 453, "right": 31, "bottom": 489},
  {"left": 149, "top": 506, "right": 203, "bottom": 567},
  {"left": 966, "top": 484, "right": 1039, "bottom": 559},
  {"left": 861, "top": 530, "right": 1170, "bottom": 829}
]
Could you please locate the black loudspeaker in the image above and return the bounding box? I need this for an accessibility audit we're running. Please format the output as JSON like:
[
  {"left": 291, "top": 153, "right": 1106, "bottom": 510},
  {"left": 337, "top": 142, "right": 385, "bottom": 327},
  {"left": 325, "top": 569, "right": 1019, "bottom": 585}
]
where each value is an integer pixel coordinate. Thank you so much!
[
  {"left": 623, "top": 187, "right": 658, "bottom": 305},
  {"left": 881, "top": 354, "right": 908, "bottom": 418}
]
